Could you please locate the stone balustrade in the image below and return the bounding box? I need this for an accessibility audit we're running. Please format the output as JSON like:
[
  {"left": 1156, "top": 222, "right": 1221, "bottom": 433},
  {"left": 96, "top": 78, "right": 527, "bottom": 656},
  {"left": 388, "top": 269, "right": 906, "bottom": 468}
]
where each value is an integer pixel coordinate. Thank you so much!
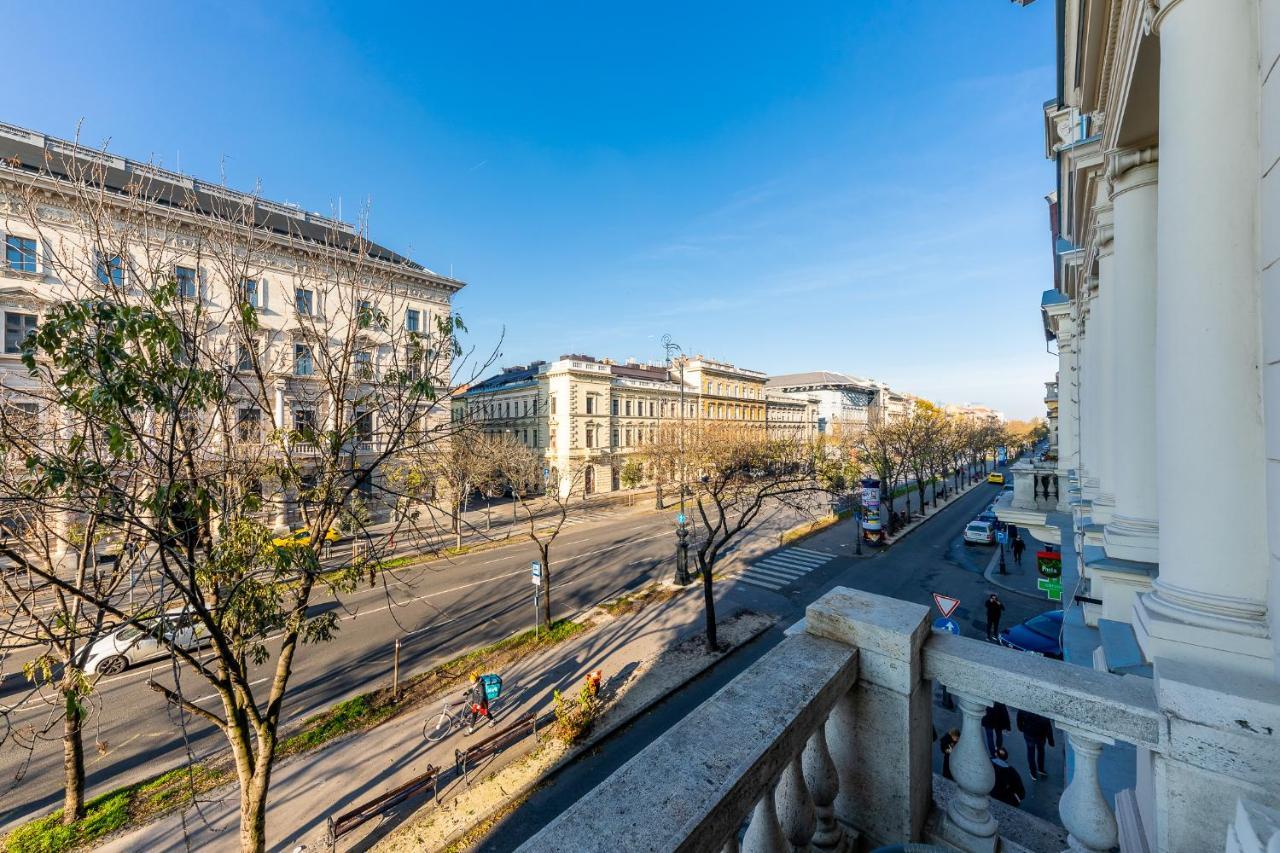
[{"left": 519, "top": 587, "right": 1185, "bottom": 853}]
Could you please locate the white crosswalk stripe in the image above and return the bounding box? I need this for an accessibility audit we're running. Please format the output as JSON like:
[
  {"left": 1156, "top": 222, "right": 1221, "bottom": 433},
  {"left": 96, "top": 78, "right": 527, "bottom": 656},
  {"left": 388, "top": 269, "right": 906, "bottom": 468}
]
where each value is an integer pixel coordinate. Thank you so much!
[
  {"left": 561, "top": 510, "right": 621, "bottom": 527},
  {"left": 737, "top": 546, "right": 834, "bottom": 591}
]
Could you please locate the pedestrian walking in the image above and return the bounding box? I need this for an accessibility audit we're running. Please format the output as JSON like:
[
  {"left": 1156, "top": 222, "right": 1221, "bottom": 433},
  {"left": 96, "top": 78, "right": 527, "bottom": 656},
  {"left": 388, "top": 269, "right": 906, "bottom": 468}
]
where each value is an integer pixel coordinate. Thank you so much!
[
  {"left": 985, "top": 593, "right": 1005, "bottom": 641},
  {"left": 1012, "top": 537, "right": 1026, "bottom": 566},
  {"left": 464, "top": 671, "right": 497, "bottom": 734},
  {"left": 939, "top": 727, "right": 960, "bottom": 781},
  {"left": 990, "top": 747, "right": 1025, "bottom": 807},
  {"left": 1017, "top": 709, "right": 1055, "bottom": 779},
  {"left": 981, "top": 701, "right": 1011, "bottom": 756}
]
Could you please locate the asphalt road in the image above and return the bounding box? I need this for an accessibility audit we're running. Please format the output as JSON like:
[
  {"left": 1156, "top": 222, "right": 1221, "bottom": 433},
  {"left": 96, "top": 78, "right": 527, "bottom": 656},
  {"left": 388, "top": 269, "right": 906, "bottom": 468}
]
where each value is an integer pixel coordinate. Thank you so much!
[
  {"left": 0, "top": 496, "right": 809, "bottom": 831},
  {"left": 477, "top": 468, "right": 1059, "bottom": 850}
]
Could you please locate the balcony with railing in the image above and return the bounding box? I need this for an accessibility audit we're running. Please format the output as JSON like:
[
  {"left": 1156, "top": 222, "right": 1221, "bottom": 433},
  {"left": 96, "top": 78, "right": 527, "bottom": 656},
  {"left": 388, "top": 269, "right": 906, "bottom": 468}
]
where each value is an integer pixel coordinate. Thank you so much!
[
  {"left": 992, "top": 459, "right": 1064, "bottom": 545},
  {"left": 521, "top": 588, "right": 1280, "bottom": 853}
]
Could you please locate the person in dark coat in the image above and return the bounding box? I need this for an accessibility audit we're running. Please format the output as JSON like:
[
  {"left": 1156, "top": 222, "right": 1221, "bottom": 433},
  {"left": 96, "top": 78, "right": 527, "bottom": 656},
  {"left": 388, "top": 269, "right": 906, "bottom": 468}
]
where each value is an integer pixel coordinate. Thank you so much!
[
  {"left": 982, "top": 702, "right": 1012, "bottom": 755},
  {"left": 990, "top": 747, "right": 1025, "bottom": 807},
  {"left": 1017, "top": 710, "right": 1055, "bottom": 779},
  {"left": 1012, "top": 536, "right": 1026, "bottom": 566},
  {"left": 939, "top": 728, "right": 960, "bottom": 780},
  {"left": 985, "top": 594, "right": 1006, "bottom": 641}
]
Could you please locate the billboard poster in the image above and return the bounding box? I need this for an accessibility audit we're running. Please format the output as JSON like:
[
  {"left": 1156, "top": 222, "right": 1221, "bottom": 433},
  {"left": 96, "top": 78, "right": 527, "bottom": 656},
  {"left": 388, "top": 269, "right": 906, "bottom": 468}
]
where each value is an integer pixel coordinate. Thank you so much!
[
  {"left": 997, "top": 446, "right": 1008, "bottom": 465},
  {"left": 860, "top": 477, "right": 881, "bottom": 531}
]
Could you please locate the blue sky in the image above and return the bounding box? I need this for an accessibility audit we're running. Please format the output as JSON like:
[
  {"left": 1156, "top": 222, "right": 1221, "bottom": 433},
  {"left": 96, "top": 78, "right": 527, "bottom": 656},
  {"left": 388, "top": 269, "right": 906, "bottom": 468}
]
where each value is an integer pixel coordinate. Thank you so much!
[{"left": 7, "top": 1, "right": 1057, "bottom": 418}]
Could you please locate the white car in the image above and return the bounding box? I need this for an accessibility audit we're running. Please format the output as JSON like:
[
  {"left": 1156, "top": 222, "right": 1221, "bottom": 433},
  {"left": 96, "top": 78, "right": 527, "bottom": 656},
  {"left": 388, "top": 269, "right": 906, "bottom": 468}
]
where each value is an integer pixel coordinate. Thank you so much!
[
  {"left": 963, "top": 521, "right": 996, "bottom": 545},
  {"left": 85, "top": 610, "right": 208, "bottom": 675}
]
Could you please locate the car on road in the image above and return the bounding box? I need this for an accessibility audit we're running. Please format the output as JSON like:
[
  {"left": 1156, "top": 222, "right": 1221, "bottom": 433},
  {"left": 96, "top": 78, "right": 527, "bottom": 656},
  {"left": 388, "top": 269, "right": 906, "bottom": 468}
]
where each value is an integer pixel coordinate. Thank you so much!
[
  {"left": 84, "top": 611, "right": 209, "bottom": 675},
  {"left": 963, "top": 520, "right": 996, "bottom": 545},
  {"left": 272, "top": 526, "right": 340, "bottom": 549},
  {"left": 998, "top": 610, "right": 1064, "bottom": 659},
  {"left": 987, "top": 472, "right": 1005, "bottom": 485},
  {"left": 977, "top": 508, "right": 1006, "bottom": 532}
]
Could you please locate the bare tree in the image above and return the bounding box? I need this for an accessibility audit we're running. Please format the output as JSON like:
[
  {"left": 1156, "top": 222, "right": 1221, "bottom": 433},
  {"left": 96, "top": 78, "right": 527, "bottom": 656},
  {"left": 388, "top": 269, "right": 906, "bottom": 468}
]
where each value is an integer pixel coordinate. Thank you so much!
[
  {"left": 0, "top": 141, "right": 477, "bottom": 851},
  {"left": 645, "top": 421, "right": 828, "bottom": 651},
  {"left": 494, "top": 437, "right": 599, "bottom": 627},
  {"left": 856, "top": 416, "right": 906, "bottom": 535}
]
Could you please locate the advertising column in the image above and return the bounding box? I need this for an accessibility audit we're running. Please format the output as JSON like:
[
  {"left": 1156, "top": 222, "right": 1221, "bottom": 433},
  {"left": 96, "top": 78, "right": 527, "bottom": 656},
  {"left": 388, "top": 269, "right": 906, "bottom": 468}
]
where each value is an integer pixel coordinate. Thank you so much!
[{"left": 860, "top": 477, "right": 882, "bottom": 545}]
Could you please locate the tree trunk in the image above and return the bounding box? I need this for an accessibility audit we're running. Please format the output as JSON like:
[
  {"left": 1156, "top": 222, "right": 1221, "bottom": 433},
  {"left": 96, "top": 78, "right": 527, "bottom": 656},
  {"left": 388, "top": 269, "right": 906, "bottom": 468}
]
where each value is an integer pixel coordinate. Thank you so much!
[
  {"left": 62, "top": 688, "right": 85, "bottom": 823},
  {"left": 239, "top": 766, "right": 270, "bottom": 853},
  {"left": 540, "top": 544, "right": 552, "bottom": 627},
  {"left": 700, "top": 558, "right": 718, "bottom": 652}
]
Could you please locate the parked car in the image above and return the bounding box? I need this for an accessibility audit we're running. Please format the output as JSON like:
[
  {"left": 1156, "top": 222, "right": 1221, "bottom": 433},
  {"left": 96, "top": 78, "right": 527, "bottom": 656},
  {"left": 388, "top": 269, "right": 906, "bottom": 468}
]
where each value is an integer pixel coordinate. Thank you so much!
[
  {"left": 999, "top": 610, "right": 1064, "bottom": 659},
  {"left": 987, "top": 472, "right": 1005, "bottom": 485},
  {"left": 973, "top": 507, "right": 1001, "bottom": 530},
  {"left": 271, "top": 526, "right": 340, "bottom": 549},
  {"left": 963, "top": 520, "right": 996, "bottom": 545},
  {"left": 84, "top": 610, "right": 210, "bottom": 675}
]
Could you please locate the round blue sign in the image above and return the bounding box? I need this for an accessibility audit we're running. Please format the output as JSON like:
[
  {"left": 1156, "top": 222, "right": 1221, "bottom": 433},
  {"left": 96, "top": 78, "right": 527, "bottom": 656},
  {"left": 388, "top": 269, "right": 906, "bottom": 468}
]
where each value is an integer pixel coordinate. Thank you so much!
[{"left": 932, "top": 617, "right": 960, "bottom": 635}]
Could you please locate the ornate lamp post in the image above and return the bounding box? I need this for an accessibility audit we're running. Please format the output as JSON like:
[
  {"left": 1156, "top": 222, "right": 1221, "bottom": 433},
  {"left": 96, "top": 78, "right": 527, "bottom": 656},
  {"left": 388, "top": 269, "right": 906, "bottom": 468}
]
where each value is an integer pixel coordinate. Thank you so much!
[{"left": 661, "top": 334, "right": 692, "bottom": 585}]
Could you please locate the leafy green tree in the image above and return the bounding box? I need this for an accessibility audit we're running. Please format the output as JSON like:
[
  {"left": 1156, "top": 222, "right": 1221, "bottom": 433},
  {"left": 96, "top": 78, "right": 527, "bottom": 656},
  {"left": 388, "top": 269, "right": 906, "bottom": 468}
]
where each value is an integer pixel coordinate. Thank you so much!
[{"left": 0, "top": 155, "right": 470, "bottom": 852}]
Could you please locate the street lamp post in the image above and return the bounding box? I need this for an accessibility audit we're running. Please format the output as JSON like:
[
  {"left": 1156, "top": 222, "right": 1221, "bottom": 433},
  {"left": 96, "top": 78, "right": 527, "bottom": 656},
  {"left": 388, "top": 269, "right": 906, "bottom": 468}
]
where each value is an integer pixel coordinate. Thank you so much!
[{"left": 662, "top": 334, "right": 691, "bottom": 585}]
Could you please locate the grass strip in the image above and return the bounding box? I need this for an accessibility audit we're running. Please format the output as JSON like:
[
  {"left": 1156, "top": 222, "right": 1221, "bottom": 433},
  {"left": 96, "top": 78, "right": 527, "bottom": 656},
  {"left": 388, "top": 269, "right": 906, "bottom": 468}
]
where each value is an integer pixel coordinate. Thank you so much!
[{"left": 3, "top": 619, "right": 589, "bottom": 853}]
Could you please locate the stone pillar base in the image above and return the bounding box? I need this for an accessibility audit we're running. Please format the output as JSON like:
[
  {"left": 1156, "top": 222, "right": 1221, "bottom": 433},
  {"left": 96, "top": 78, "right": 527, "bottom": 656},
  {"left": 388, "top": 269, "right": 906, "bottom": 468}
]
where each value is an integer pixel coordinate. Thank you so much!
[
  {"left": 1133, "top": 584, "right": 1273, "bottom": 676},
  {"left": 1090, "top": 493, "right": 1117, "bottom": 525},
  {"left": 1103, "top": 514, "right": 1159, "bottom": 564}
]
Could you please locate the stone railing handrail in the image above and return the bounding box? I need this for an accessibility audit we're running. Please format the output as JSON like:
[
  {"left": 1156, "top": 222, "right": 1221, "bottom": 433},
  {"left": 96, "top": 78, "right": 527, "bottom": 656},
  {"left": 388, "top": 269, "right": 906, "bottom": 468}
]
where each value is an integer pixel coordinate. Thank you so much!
[
  {"left": 521, "top": 632, "right": 860, "bottom": 852},
  {"left": 923, "top": 632, "right": 1161, "bottom": 749}
]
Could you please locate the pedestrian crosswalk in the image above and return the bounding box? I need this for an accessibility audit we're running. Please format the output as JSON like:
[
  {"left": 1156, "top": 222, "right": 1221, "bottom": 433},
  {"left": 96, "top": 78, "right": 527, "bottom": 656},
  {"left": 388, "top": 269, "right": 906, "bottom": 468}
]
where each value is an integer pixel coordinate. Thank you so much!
[
  {"left": 737, "top": 547, "right": 834, "bottom": 591},
  {"left": 560, "top": 509, "right": 623, "bottom": 527}
]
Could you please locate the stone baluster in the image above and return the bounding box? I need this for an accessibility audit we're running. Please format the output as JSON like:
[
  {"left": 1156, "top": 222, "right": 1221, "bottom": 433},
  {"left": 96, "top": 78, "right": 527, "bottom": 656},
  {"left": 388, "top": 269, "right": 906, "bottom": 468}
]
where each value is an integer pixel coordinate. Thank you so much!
[
  {"left": 1058, "top": 726, "right": 1118, "bottom": 852},
  {"left": 941, "top": 693, "right": 999, "bottom": 853},
  {"left": 776, "top": 752, "right": 817, "bottom": 851},
  {"left": 743, "top": 779, "right": 788, "bottom": 853},
  {"left": 802, "top": 720, "right": 850, "bottom": 852}
]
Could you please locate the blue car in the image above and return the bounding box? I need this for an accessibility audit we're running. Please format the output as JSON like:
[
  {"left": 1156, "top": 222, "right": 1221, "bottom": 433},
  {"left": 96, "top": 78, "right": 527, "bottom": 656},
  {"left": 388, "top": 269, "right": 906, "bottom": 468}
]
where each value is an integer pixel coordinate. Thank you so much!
[{"left": 998, "top": 610, "right": 1063, "bottom": 659}]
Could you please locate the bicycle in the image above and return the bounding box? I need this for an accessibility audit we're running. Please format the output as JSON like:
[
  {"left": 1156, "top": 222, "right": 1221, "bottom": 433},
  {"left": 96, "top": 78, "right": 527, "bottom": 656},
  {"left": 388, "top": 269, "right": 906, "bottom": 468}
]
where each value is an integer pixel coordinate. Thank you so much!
[
  {"left": 423, "top": 694, "right": 493, "bottom": 742},
  {"left": 422, "top": 696, "right": 468, "bottom": 743}
]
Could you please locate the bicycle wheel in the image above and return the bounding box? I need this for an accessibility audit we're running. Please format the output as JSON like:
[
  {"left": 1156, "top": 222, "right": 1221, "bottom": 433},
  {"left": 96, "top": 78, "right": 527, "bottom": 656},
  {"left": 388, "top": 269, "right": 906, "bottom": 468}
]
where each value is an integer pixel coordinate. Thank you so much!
[{"left": 423, "top": 710, "right": 456, "bottom": 743}]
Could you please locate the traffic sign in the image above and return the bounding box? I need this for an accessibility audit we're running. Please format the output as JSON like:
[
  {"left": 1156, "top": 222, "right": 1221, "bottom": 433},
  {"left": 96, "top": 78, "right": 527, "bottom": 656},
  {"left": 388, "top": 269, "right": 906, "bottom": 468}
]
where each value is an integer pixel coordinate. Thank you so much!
[
  {"left": 932, "top": 593, "right": 960, "bottom": 619},
  {"left": 932, "top": 617, "right": 960, "bottom": 635},
  {"left": 531, "top": 560, "right": 542, "bottom": 585}
]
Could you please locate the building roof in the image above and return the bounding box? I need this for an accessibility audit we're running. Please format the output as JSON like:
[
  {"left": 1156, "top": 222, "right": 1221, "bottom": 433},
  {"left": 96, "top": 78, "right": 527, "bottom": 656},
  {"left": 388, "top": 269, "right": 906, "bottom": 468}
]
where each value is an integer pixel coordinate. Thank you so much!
[
  {"left": 0, "top": 122, "right": 462, "bottom": 289},
  {"left": 766, "top": 372, "right": 878, "bottom": 393}
]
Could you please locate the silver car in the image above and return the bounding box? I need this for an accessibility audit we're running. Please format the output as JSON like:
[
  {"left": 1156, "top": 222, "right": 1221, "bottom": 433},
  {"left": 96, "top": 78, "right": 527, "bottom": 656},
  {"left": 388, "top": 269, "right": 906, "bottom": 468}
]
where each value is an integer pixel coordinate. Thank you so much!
[{"left": 85, "top": 611, "right": 208, "bottom": 675}]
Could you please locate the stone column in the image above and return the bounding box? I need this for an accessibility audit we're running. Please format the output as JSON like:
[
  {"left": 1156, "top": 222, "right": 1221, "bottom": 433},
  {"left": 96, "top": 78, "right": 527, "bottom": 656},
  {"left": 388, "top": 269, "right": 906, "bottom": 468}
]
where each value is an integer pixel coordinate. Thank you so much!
[
  {"left": 1136, "top": 0, "right": 1273, "bottom": 673},
  {"left": 1076, "top": 304, "right": 1096, "bottom": 497},
  {"left": 273, "top": 380, "right": 286, "bottom": 432},
  {"left": 1059, "top": 315, "right": 1080, "bottom": 479},
  {"left": 1103, "top": 148, "right": 1160, "bottom": 564},
  {"left": 1090, "top": 215, "right": 1117, "bottom": 524}
]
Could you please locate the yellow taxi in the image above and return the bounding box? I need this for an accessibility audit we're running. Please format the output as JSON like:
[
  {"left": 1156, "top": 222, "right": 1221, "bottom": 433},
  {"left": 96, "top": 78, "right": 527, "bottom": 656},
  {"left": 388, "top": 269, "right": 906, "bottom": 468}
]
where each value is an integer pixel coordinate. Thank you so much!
[
  {"left": 272, "top": 527, "right": 341, "bottom": 549},
  {"left": 987, "top": 472, "right": 1005, "bottom": 485}
]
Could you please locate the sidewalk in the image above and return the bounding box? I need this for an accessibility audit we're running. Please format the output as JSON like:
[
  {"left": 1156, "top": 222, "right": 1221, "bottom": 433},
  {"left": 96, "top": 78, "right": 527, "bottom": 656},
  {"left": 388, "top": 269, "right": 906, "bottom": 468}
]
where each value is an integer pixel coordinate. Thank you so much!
[{"left": 96, "top": 578, "right": 758, "bottom": 853}]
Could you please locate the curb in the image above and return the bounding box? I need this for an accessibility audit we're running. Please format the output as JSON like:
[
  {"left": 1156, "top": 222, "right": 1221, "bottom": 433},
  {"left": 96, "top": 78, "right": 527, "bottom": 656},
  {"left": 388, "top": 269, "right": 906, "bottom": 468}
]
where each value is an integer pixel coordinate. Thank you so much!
[
  {"left": 982, "top": 546, "right": 1044, "bottom": 601},
  {"left": 419, "top": 611, "right": 775, "bottom": 852}
]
